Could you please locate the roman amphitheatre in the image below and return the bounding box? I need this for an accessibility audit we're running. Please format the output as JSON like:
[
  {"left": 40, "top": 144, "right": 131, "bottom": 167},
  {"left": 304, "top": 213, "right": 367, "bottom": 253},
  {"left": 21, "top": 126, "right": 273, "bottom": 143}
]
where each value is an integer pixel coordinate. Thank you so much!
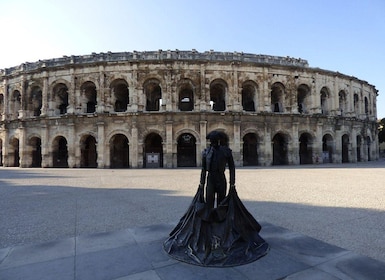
[{"left": 0, "top": 50, "right": 379, "bottom": 168}]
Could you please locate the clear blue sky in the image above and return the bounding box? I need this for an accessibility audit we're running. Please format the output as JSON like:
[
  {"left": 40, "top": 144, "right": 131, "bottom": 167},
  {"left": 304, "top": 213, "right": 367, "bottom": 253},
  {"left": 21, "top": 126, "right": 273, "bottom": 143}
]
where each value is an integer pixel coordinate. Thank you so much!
[{"left": 1, "top": 0, "right": 384, "bottom": 118}]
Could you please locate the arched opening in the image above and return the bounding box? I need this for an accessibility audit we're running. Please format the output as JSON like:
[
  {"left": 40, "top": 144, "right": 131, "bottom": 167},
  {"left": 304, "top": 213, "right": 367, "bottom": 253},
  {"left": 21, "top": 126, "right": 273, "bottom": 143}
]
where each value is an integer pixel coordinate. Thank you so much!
[
  {"left": 297, "top": 84, "right": 310, "bottom": 114},
  {"left": 364, "top": 97, "right": 369, "bottom": 115},
  {"left": 144, "top": 80, "right": 162, "bottom": 111},
  {"left": 320, "top": 87, "right": 330, "bottom": 115},
  {"left": 9, "top": 137, "right": 20, "bottom": 167},
  {"left": 271, "top": 83, "right": 284, "bottom": 113},
  {"left": 177, "top": 133, "right": 196, "bottom": 167},
  {"left": 178, "top": 81, "right": 194, "bottom": 111},
  {"left": 30, "top": 137, "right": 42, "bottom": 167},
  {"left": 339, "top": 90, "right": 347, "bottom": 115},
  {"left": 241, "top": 82, "right": 256, "bottom": 112},
  {"left": 243, "top": 133, "right": 258, "bottom": 166},
  {"left": 110, "top": 134, "right": 129, "bottom": 168},
  {"left": 342, "top": 134, "right": 349, "bottom": 163},
  {"left": 111, "top": 79, "right": 129, "bottom": 112},
  {"left": 144, "top": 133, "right": 163, "bottom": 168},
  {"left": 354, "top": 94, "right": 359, "bottom": 115},
  {"left": 299, "top": 133, "right": 313, "bottom": 164},
  {"left": 53, "top": 83, "right": 69, "bottom": 115},
  {"left": 210, "top": 80, "right": 226, "bottom": 111},
  {"left": 272, "top": 133, "right": 288, "bottom": 165},
  {"left": 322, "top": 134, "right": 333, "bottom": 163},
  {"left": 81, "top": 82, "right": 97, "bottom": 113},
  {"left": 11, "top": 90, "right": 21, "bottom": 119},
  {"left": 52, "top": 136, "right": 68, "bottom": 167},
  {"left": 30, "top": 86, "right": 42, "bottom": 116},
  {"left": 81, "top": 135, "right": 97, "bottom": 168},
  {"left": 367, "top": 136, "right": 371, "bottom": 161}
]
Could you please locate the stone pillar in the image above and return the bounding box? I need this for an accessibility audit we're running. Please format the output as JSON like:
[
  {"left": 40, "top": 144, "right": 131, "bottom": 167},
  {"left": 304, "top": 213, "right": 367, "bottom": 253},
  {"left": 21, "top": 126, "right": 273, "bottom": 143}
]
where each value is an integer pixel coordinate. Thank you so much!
[
  {"left": 335, "top": 129, "right": 342, "bottom": 163},
  {"left": 165, "top": 120, "right": 173, "bottom": 168},
  {"left": 97, "top": 67, "right": 106, "bottom": 113},
  {"left": 233, "top": 120, "right": 241, "bottom": 165},
  {"left": 199, "top": 65, "right": 208, "bottom": 111},
  {"left": 18, "top": 125, "right": 27, "bottom": 167},
  {"left": 67, "top": 70, "right": 76, "bottom": 114},
  {"left": 41, "top": 123, "right": 50, "bottom": 167},
  {"left": 315, "top": 121, "right": 323, "bottom": 162},
  {"left": 1, "top": 125, "right": 9, "bottom": 166},
  {"left": 198, "top": 120, "right": 207, "bottom": 167},
  {"left": 41, "top": 74, "right": 49, "bottom": 116},
  {"left": 262, "top": 68, "right": 270, "bottom": 112},
  {"left": 263, "top": 123, "right": 272, "bottom": 166},
  {"left": 130, "top": 123, "right": 138, "bottom": 168},
  {"left": 67, "top": 122, "right": 76, "bottom": 167},
  {"left": 97, "top": 121, "right": 105, "bottom": 168},
  {"left": 290, "top": 121, "right": 299, "bottom": 165}
]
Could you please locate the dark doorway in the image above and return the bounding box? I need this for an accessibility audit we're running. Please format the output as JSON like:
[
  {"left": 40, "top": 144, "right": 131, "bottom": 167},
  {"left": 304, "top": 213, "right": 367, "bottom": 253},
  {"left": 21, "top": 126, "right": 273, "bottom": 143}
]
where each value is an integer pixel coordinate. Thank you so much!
[
  {"left": 272, "top": 133, "right": 288, "bottom": 165},
  {"left": 30, "top": 137, "right": 42, "bottom": 167},
  {"left": 144, "top": 133, "right": 163, "bottom": 168},
  {"left": 243, "top": 133, "right": 258, "bottom": 166},
  {"left": 81, "top": 135, "right": 97, "bottom": 168},
  {"left": 299, "top": 133, "right": 313, "bottom": 164},
  {"left": 177, "top": 133, "right": 196, "bottom": 167},
  {"left": 110, "top": 134, "right": 129, "bottom": 168},
  {"left": 53, "top": 137, "right": 68, "bottom": 167},
  {"left": 342, "top": 134, "right": 349, "bottom": 163}
]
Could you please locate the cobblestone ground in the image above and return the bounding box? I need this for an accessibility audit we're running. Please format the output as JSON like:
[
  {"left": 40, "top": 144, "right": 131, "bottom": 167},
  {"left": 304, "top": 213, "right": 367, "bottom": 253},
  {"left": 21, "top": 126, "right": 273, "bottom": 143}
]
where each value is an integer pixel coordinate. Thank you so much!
[{"left": 1, "top": 159, "right": 384, "bottom": 263}]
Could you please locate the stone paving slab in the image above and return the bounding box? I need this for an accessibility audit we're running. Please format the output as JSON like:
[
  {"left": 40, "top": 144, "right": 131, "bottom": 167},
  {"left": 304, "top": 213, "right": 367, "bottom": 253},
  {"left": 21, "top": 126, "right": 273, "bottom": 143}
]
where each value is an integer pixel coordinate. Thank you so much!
[{"left": 1, "top": 223, "right": 385, "bottom": 280}]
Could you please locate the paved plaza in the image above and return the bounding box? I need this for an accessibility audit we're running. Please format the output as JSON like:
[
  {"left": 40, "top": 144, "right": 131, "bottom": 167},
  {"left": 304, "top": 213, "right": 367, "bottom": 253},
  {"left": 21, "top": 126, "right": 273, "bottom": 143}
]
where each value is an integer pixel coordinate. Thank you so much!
[{"left": 0, "top": 160, "right": 385, "bottom": 279}]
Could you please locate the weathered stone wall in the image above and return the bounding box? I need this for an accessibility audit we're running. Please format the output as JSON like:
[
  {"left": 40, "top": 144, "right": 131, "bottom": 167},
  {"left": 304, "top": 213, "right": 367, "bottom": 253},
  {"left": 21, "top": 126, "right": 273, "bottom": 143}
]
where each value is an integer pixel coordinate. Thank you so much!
[{"left": 0, "top": 50, "right": 379, "bottom": 168}]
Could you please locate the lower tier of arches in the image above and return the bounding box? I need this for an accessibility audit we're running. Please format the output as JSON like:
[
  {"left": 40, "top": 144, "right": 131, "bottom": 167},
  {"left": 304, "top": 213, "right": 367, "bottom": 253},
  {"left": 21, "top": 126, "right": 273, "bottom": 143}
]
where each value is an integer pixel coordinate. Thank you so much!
[{"left": 0, "top": 113, "right": 379, "bottom": 168}]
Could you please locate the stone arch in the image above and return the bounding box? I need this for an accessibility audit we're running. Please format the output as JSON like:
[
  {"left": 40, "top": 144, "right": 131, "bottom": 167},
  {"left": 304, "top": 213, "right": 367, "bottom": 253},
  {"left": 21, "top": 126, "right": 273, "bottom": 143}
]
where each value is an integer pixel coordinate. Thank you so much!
[
  {"left": 177, "top": 133, "right": 197, "bottom": 167},
  {"left": 9, "top": 136, "right": 20, "bottom": 167},
  {"left": 110, "top": 78, "right": 129, "bottom": 112},
  {"left": 241, "top": 80, "right": 257, "bottom": 112},
  {"left": 364, "top": 96, "right": 369, "bottom": 115},
  {"left": 297, "top": 84, "right": 311, "bottom": 114},
  {"left": 242, "top": 132, "right": 259, "bottom": 166},
  {"left": 299, "top": 132, "right": 313, "bottom": 164},
  {"left": 80, "top": 81, "right": 97, "bottom": 113},
  {"left": 143, "top": 132, "right": 163, "bottom": 168},
  {"left": 342, "top": 134, "right": 350, "bottom": 163},
  {"left": 52, "top": 136, "right": 68, "bottom": 167},
  {"left": 10, "top": 90, "right": 21, "bottom": 119},
  {"left": 110, "top": 133, "right": 129, "bottom": 168},
  {"left": 271, "top": 82, "right": 285, "bottom": 113},
  {"left": 210, "top": 79, "right": 227, "bottom": 111},
  {"left": 320, "top": 86, "right": 331, "bottom": 115},
  {"left": 272, "top": 132, "right": 289, "bottom": 165},
  {"left": 29, "top": 85, "right": 43, "bottom": 117},
  {"left": 322, "top": 133, "right": 334, "bottom": 163},
  {"left": 52, "top": 83, "right": 69, "bottom": 115},
  {"left": 80, "top": 134, "right": 97, "bottom": 168},
  {"left": 177, "top": 79, "right": 194, "bottom": 111},
  {"left": 144, "top": 79, "right": 162, "bottom": 111},
  {"left": 28, "top": 136, "right": 42, "bottom": 167},
  {"left": 338, "top": 90, "right": 348, "bottom": 115}
]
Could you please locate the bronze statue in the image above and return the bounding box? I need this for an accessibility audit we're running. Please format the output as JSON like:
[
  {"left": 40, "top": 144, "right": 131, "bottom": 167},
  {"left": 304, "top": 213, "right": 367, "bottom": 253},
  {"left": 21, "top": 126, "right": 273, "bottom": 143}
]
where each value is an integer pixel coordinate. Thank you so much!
[{"left": 164, "top": 130, "right": 269, "bottom": 267}]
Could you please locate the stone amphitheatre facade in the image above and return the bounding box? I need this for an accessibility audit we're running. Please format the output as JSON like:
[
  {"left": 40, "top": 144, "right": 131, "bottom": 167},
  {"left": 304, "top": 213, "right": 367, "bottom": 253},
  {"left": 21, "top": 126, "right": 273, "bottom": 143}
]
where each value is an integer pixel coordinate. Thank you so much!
[{"left": 0, "top": 50, "right": 379, "bottom": 168}]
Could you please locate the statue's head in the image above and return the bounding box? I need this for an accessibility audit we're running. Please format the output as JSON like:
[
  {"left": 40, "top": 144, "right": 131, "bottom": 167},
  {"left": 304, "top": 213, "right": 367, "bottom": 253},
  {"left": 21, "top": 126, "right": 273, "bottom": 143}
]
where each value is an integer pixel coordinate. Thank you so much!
[{"left": 206, "top": 131, "right": 227, "bottom": 147}]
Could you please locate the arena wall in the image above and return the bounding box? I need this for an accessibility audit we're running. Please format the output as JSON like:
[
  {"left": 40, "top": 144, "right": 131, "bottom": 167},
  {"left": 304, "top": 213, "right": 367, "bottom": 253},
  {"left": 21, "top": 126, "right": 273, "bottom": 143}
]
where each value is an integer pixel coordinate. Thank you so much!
[{"left": 0, "top": 50, "right": 379, "bottom": 168}]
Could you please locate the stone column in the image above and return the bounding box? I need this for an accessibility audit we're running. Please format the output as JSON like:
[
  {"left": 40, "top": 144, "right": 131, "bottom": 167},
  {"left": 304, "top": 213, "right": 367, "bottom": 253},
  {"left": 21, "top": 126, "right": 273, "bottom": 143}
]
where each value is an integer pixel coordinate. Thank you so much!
[
  {"left": 40, "top": 73, "right": 48, "bottom": 116},
  {"left": 130, "top": 122, "right": 138, "bottom": 168},
  {"left": 262, "top": 68, "right": 270, "bottom": 112},
  {"left": 291, "top": 122, "right": 299, "bottom": 165},
  {"left": 67, "top": 69, "right": 76, "bottom": 114},
  {"left": 198, "top": 120, "right": 207, "bottom": 166},
  {"left": 233, "top": 120, "right": 241, "bottom": 165},
  {"left": 41, "top": 122, "right": 50, "bottom": 167},
  {"left": 97, "top": 121, "right": 105, "bottom": 168},
  {"left": 97, "top": 66, "right": 106, "bottom": 113},
  {"left": 263, "top": 123, "right": 272, "bottom": 166},
  {"left": 18, "top": 125, "right": 27, "bottom": 167},
  {"left": 2, "top": 126, "right": 9, "bottom": 166},
  {"left": 67, "top": 122, "right": 76, "bottom": 167},
  {"left": 2, "top": 79, "right": 8, "bottom": 121},
  {"left": 165, "top": 120, "right": 173, "bottom": 168}
]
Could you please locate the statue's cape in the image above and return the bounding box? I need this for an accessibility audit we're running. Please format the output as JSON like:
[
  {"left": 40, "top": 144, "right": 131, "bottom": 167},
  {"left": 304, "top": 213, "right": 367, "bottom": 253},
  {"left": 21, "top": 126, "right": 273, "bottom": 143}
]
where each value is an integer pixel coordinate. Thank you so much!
[{"left": 163, "top": 186, "right": 269, "bottom": 267}]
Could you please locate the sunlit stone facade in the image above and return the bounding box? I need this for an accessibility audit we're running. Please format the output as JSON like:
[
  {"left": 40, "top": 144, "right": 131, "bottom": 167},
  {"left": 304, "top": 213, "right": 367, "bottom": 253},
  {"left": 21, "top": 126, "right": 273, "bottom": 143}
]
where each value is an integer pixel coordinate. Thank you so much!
[{"left": 0, "top": 50, "right": 379, "bottom": 168}]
